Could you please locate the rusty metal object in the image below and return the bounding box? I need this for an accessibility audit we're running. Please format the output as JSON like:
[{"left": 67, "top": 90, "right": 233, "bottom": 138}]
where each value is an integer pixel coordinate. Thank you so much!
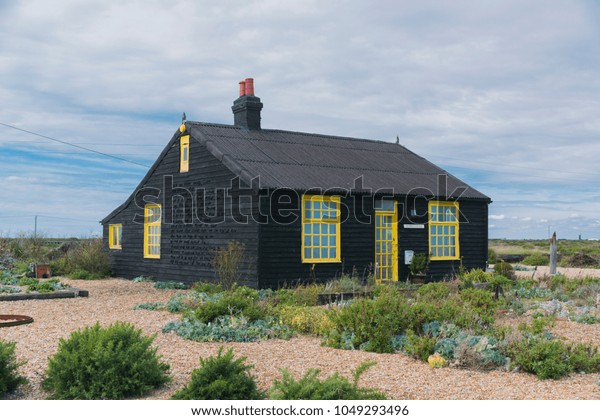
[{"left": 0, "top": 315, "right": 34, "bottom": 327}]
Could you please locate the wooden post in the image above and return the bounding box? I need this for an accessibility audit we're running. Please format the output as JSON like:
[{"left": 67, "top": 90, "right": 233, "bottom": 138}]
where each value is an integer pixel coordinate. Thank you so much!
[{"left": 549, "top": 232, "right": 557, "bottom": 275}]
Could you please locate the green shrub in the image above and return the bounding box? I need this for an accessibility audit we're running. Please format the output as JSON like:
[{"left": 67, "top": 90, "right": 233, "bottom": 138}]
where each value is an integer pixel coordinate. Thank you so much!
[
  {"left": 506, "top": 336, "right": 572, "bottom": 380},
  {"left": 460, "top": 268, "right": 492, "bottom": 284},
  {"left": 416, "top": 282, "right": 451, "bottom": 301},
  {"left": 171, "top": 348, "right": 264, "bottom": 400},
  {"left": 269, "top": 284, "right": 322, "bottom": 307},
  {"left": 50, "top": 257, "right": 68, "bottom": 276},
  {"left": 43, "top": 322, "right": 170, "bottom": 399},
  {"left": 488, "top": 248, "right": 497, "bottom": 264},
  {"left": 192, "top": 282, "right": 223, "bottom": 294},
  {"left": 269, "top": 361, "right": 386, "bottom": 400},
  {"left": 325, "top": 286, "right": 412, "bottom": 353},
  {"left": 521, "top": 254, "right": 549, "bottom": 266},
  {"left": 403, "top": 330, "right": 436, "bottom": 361},
  {"left": 494, "top": 261, "right": 515, "bottom": 280},
  {"left": 191, "top": 285, "right": 264, "bottom": 323},
  {"left": 325, "top": 283, "right": 497, "bottom": 353},
  {"left": 66, "top": 238, "right": 111, "bottom": 279},
  {"left": 457, "top": 288, "right": 497, "bottom": 326},
  {"left": 0, "top": 340, "right": 27, "bottom": 395},
  {"left": 567, "top": 343, "right": 600, "bottom": 373}
]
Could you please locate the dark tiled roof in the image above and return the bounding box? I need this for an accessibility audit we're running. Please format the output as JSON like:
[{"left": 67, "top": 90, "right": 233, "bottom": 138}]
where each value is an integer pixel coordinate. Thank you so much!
[
  {"left": 102, "top": 122, "right": 489, "bottom": 224},
  {"left": 188, "top": 122, "right": 489, "bottom": 200}
]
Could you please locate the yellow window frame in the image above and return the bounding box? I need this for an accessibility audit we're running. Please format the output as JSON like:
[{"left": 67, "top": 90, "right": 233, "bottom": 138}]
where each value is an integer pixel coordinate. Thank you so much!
[
  {"left": 374, "top": 202, "right": 398, "bottom": 282},
  {"left": 301, "top": 195, "right": 341, "bottom": 263},
  {"left": 144, "top": 204, "right": 161, "bottom": 259},
  {"left": 108, "top": 224, "right": 122, "bottom": 250},
  {"left": 180, "top": 135, "right": 190, "bottom": 173},
  {"left": 428, "top": 201, "right": 460, "bottom": 260}
]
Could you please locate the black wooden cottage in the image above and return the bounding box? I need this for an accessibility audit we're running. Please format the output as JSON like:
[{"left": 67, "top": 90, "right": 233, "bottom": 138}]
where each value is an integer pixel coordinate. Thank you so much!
[{"left": 102, "top": 78, "right": 491, "bottom": 288}]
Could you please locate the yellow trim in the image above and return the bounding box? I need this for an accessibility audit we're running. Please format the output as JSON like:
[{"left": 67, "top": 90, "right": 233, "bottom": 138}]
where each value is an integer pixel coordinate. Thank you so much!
[
  {"left": 108, "top": 224, "right": 122, "bottom": 250},
  {"left": 301, "top": 195, "right": 341, "bottom": 263},
  {"left": 428, "top": 201, "right": 460, "bottom": 261},
  {"left": 374, "top": 203, "right": 398, "bottom": 282},
  {"left": 180, "top": 135, "right": 190, "bottom": 173},
  {"left": 144, "top": 204, "right": 161, "bottom": 259}
]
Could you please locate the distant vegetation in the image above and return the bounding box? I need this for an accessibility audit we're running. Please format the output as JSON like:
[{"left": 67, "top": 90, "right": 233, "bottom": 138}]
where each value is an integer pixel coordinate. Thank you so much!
[
  {"left": 489, "top": 239, "right": 600, "bottom": 268},
  {"left": 0, "top": 235, "right": 111, "bottom": 281}
]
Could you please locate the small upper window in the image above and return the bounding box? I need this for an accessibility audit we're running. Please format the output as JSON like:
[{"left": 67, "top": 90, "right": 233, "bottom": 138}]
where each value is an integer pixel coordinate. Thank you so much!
[
  {"left": 180, "top": 135, "right": 190, "bottom": 173},
  {"left": 109, "top": 224, "right": 122, "bottom": 250}
]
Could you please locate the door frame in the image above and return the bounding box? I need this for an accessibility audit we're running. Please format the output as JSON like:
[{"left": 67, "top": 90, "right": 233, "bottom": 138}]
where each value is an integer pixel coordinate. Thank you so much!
[{"left": 374, "top": 202, "right": 398, "bottom": 282}]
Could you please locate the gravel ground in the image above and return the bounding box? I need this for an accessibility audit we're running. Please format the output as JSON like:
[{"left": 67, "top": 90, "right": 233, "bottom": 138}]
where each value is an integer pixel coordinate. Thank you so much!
[
  {"left": 1, "top": 278, "right": 600, "bottom": 400},
  {"left": 515, "top": 265, "right": 600, "bottom": 280}
]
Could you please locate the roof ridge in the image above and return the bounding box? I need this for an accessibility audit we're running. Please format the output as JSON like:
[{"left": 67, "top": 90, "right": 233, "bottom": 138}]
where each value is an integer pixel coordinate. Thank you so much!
[{"left": 188, "top": 121, "right": 411, "bottom": 151}]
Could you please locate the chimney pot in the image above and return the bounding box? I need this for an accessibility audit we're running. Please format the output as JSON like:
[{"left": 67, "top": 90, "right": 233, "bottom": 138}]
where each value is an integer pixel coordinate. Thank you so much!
[
  {"left": 245, "top": 78, "right": 254, "bottom": 96},
  {"left": 232, "top": 77, "right": 262, "bottom": 130}
]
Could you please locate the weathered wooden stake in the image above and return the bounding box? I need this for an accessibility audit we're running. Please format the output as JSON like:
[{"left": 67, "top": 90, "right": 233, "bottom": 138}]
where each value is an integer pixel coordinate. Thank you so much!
[{"left": 549, "top": 232, "right": 557, "bottom": 275}]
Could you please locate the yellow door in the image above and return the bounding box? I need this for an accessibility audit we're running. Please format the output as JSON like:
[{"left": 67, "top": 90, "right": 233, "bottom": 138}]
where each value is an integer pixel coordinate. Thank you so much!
[{"left": 374, "top": 201, "right": 398, "bottom": 282}]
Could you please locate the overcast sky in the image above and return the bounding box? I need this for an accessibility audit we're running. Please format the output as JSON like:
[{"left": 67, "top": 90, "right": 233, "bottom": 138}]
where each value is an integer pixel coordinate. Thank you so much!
[{"left": 1, "top": 0, "right": 599, "bottom": 239}]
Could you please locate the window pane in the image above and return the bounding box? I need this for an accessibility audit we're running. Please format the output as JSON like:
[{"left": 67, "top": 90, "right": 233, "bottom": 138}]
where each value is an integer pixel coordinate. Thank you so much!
[
  {"left": 304, "top": 224, "right": 311, "bottom": 234},
  {"left": 314, "top": 210, "right": 321, "bottom": 219},
  {"left": 314, "top": 236, "right": 320, "bottom": 246},
  {"left": 314, "top": 224, "right": 320, "bottom": 234},
  {"left": 329, "top": 236, "right": 335, "bottom": 246},
  {"left": 330, "top": 224, "right": 336, "bottom": 234},
  {"left": 314, "top": 249, "right": 320, "bottom": 259},
  {"left": 304, "top": 236, "right": 311, "bottom": 246},
  {"left": 314, "top": 201, "right": 321, "bottom": 210},
  {"left": 305, "top": 201, "right": 312, "bottom": 210},
  {"left": 305, "top": 210, "right": 311, "bottom": 219},
  {"left": 304, "top": 248, "right": 311, "bottom": 259},
  {"left": 330, "top": 248, "right": 336, "bottom": 259}
]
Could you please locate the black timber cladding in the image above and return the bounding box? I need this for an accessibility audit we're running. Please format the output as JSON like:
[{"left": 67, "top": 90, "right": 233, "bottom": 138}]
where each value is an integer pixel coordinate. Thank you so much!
[
  {"left": 102, "top": 119, "right": 490, "bottom": 287},
  {"left": 102, "top": 129, "right": 260, "bottom": 286}
]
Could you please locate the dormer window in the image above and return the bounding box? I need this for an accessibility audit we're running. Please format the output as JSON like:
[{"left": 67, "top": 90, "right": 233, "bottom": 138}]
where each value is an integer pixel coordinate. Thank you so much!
[{"left": 180, "top": 135, "right": 189, "bottom": 173}]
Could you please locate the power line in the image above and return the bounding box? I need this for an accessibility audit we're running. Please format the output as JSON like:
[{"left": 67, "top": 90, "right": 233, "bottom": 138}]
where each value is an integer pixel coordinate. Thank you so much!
[{"left": 0, "top": 122, "right": 151, "bottom": 168}]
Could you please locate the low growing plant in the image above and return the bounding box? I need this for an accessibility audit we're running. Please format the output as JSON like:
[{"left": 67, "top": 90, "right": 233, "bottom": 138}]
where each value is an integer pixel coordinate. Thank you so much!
[
  {"left": 190, "top": 285, "right": 264, "bottom": 323},
  {"left": 163, "top": 315, "right": 293, "bottom": 342},
  {"left": 154, "top": 281, "right": 188, "bottom": 290},
  {"left": 521, "top": 254, "right": 549, "bottom": 266},
  {"left": 43, "top": 322, "right": 170, "bottom": 399},
  {"left": 269, "top": 361, "right": 386, "bottom": 400},
  {"left": 0, "top": 340, "right": 27, "bottom": 395},
  {"left": 171, "top": 347, "right": 265, "bottom": 400}
]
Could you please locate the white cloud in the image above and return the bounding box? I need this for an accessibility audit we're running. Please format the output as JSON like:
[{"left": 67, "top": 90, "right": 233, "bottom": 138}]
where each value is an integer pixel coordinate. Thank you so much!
[{"left": 1, "top": 0, "right": 599, "bottom": 238}]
